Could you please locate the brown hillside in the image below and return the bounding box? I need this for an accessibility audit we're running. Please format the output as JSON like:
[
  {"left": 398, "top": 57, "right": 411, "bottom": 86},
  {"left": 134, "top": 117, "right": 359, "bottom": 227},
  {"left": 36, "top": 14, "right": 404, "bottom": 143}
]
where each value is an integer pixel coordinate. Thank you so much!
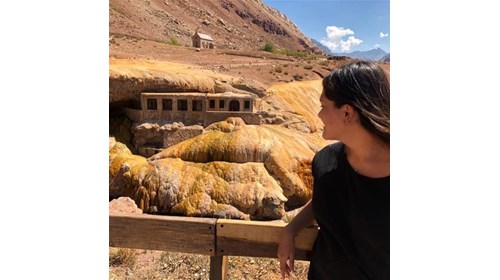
[{"left": 109, "top": 0, "right": 321, "bottom": 53}]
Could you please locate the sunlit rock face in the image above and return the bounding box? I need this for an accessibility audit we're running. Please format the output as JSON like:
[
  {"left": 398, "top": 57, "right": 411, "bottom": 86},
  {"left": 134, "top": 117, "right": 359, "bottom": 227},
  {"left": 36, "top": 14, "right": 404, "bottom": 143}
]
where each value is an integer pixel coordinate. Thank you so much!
[
  {"left": 151, "top": 117, "right": 328, "bottom": 209},
  {"left": 109, "top": 118, "right": 329, "bottom": 220},
  {"left": 150, "top": 158, "right": 284, "bottom": 220},
  {"left": 109, "top": 58, "right": 265, "bottom": 104},
  {"left": 110, "top": 139, "right": 283, "bottom": 220},
  {"left": 110, "top": 58, "right": 218, "bottom": 103},
  {"left": 260, "top": 80, "right": 324, "bottom": 133}
]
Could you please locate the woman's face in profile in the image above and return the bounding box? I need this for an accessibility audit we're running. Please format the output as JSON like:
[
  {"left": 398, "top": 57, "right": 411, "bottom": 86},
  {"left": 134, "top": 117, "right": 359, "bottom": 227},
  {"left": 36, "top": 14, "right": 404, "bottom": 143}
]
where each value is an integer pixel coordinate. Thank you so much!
[{"left": 318, "top": 92, "right": 344, "bottom": 140}]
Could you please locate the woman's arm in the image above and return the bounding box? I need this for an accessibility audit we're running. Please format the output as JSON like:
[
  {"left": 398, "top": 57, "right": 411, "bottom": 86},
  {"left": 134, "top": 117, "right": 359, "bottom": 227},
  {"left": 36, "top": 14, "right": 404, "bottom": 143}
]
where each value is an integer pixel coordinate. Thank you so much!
[{"left": 277, "top": 200, "right": 315, "bottom": 279}]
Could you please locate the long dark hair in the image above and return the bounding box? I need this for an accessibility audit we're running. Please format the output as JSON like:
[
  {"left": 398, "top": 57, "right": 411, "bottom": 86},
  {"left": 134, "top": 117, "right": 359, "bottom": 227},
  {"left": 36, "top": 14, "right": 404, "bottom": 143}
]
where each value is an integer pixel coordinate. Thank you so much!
[{"left": 323, "top": 60, "right": 390, "bottom": 145}]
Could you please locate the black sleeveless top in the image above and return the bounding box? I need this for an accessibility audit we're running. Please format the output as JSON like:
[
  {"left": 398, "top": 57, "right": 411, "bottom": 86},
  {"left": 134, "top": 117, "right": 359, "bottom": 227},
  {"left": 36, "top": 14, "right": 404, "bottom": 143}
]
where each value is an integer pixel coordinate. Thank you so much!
[{"left": 308, "top": 143, "right": 389, "bottom": 280}]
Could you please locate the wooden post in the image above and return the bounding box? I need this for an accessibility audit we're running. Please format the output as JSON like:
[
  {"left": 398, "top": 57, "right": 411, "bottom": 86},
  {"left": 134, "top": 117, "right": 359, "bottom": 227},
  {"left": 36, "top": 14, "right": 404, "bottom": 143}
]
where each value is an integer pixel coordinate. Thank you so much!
[{"left": 209, "top": 255, "right": 227, "bottom": 280}]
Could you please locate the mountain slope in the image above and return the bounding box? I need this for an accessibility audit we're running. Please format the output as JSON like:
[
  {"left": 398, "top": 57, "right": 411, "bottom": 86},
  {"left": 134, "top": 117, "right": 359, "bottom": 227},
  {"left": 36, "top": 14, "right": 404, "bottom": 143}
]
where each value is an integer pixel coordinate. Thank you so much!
[
  {"left": 311, "top": 38, "right": 332, "bottom": 55},
  {"left": 110, "top": 0, "right": 321, "bottom": 53},
  {"left": 380, "top": 53, "right": 390, "bottom": 62}
]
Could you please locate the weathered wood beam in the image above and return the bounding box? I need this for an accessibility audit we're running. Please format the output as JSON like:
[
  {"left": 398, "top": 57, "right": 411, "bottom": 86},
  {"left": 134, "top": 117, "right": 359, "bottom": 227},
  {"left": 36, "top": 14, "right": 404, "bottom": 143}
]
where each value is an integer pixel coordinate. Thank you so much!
[
  {"left": 109, "top": 213, "right": 217, "bottom": 256},
  {"left": 216, "top": 219, "right": 318, "bottom": 260}
]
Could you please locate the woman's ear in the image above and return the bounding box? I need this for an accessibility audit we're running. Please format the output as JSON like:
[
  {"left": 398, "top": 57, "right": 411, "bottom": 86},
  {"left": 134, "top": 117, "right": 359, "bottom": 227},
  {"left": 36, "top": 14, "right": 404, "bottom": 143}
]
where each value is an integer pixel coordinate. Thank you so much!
[
  {"left": 343, "top": 104, "right": 356, "bottom": 124},
  {"left": 343, "top": 104, "right": 351, "bottom": 121}
]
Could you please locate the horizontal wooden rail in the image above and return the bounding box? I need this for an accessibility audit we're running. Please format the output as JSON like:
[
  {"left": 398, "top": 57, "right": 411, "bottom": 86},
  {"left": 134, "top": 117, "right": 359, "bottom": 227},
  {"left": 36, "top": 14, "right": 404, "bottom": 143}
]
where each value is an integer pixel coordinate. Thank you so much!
[
  {"left": 109, "top": 213, "right": 319, "bottom": 279},
  {"left": 109, "top": 213, "right": 217, "bottom": 255},
  {"left": 216, "top": 219, "right": 317, "bottom": 260}
]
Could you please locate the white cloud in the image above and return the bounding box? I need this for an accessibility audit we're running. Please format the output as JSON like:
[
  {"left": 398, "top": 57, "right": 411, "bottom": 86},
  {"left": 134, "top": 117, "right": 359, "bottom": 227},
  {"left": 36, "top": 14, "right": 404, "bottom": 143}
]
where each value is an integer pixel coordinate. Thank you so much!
[
  {"left": 340, "top": 36, "right": 363, "bottom": 52},
  {"left": 374, "top": 44, "right": 381, "bottom": 49},
  {"left": 320, "top": 25, "right": 363, "bottom": 53},
  {"left": 379, "top": 32, "right": 389, "bottom": 38}
]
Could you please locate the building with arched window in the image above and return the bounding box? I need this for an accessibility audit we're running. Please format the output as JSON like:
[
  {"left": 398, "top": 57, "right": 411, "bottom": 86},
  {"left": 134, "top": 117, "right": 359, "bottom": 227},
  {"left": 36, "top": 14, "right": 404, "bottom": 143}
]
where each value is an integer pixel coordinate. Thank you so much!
[{"left": 124, "top": 92, "right": 261, "bottom": 126}]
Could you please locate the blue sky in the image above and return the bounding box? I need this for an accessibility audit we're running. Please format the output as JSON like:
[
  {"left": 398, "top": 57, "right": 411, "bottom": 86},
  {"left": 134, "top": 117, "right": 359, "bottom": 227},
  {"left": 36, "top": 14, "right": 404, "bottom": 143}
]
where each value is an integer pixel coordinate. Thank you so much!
[{"left": 262, "top": 0, "right": 390, "bottom": 53}]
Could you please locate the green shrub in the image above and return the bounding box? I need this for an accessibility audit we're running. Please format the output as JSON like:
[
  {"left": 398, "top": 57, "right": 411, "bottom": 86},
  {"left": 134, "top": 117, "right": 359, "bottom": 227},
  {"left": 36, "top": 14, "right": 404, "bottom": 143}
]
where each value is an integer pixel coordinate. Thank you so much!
[
  {"left": 262, "top": 42, "right": 276, "bottom": 53},
  {"left": 169, "top": 37, "right": 180, "bottom": 46},
  {"left": 307, "top": 54, "right": 318, "bottom": 60},
  {"left": 279, "top": 49, "right": 307, "bottom": 58}
]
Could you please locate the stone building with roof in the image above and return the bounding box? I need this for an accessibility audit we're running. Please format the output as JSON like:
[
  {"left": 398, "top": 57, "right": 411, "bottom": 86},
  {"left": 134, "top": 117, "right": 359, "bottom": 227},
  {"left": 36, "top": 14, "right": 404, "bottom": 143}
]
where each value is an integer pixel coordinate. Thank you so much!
[
  {"left": 124, "top": 92, "right": 261, "bottom": 126},
  {"left": 192, "top": 32, "right": 215, "bottom": 49}
]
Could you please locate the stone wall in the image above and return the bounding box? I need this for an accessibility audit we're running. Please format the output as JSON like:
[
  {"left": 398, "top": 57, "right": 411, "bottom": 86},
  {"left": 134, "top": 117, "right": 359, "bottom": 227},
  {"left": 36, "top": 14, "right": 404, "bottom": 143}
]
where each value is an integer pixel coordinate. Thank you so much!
[
  {"left": 205, "top": 112, "right": 261, "bottom": 125},
  {"left": 163, "top": 125, "right": 204, "bottom": 148},
  {"left": 131, "top": 123, "right": 205, "bottom": 157},
  {"left": 123, "top": 107, "right": 142, "bottom": 122},
  {"left": 132, "top": 123, "right": 164, "bottom": 156}
]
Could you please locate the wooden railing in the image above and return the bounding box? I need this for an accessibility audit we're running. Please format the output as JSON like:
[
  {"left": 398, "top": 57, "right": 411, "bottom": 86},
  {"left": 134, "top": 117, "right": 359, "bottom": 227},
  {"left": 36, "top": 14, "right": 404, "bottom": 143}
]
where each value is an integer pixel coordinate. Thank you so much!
[{"left": 109, "top": 213, "right": 319, "bottom": 280}]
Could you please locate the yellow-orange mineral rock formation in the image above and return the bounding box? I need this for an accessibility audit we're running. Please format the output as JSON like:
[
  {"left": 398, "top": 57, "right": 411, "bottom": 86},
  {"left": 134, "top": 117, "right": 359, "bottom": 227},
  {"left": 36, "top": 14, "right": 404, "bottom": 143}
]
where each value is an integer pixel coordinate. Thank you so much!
[{"left": 109, "top": 118, "right": 329, "bottom": 220}]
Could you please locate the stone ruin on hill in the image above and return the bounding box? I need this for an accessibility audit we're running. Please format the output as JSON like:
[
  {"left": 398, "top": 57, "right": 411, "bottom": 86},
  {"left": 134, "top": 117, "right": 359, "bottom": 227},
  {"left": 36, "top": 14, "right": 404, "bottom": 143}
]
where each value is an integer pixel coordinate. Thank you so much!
[{"left": 192, "top": 32, "right": 215, "bottom": 49}]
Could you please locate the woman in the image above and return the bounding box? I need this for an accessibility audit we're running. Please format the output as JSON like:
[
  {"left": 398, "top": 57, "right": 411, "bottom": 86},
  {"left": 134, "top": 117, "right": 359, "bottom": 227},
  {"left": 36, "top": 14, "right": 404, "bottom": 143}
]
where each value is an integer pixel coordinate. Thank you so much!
[{"left": 277, "top": 60, "right": 390, "bottom": 280}]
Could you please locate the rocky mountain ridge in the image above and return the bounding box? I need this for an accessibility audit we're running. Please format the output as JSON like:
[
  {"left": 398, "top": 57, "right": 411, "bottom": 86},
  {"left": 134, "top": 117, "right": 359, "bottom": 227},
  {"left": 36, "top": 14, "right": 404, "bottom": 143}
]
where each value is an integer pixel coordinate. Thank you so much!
[
  {"left": 110, "top": 0, "right": 322, "bottom": 53},
  {"left": 331, "top": 47, "right": 389, "bottom": 62},
  {"left": 312, "top": 39, "right": 390, "bottom": 62}
]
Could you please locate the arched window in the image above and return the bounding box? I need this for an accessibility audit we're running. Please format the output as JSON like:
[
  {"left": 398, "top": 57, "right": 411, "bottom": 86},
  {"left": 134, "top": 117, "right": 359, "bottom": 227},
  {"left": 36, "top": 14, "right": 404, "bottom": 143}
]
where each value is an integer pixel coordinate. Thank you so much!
[{"left": 229, "top": 100, "right": 240, "bottom": 111}]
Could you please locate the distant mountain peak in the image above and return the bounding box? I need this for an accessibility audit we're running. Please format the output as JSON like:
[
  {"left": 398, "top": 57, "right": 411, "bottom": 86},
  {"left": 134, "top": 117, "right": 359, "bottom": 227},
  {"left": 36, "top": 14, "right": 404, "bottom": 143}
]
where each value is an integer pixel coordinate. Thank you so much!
[
  {"left": 308, "top": 39, "right": 389, "bottom": 61},
  {"left": 331, "top": 48, "right": 388, "bottom": 62}
]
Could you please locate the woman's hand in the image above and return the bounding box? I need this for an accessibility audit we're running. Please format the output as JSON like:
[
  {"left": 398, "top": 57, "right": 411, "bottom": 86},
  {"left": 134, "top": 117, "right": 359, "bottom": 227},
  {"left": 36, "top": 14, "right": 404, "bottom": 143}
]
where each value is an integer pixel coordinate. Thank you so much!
[
  {"left": 276, "top": 201, "right": 313, "bottom": 279},
  {"left": 277, "top": 226, "right": 296, "bottom": 279}
]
